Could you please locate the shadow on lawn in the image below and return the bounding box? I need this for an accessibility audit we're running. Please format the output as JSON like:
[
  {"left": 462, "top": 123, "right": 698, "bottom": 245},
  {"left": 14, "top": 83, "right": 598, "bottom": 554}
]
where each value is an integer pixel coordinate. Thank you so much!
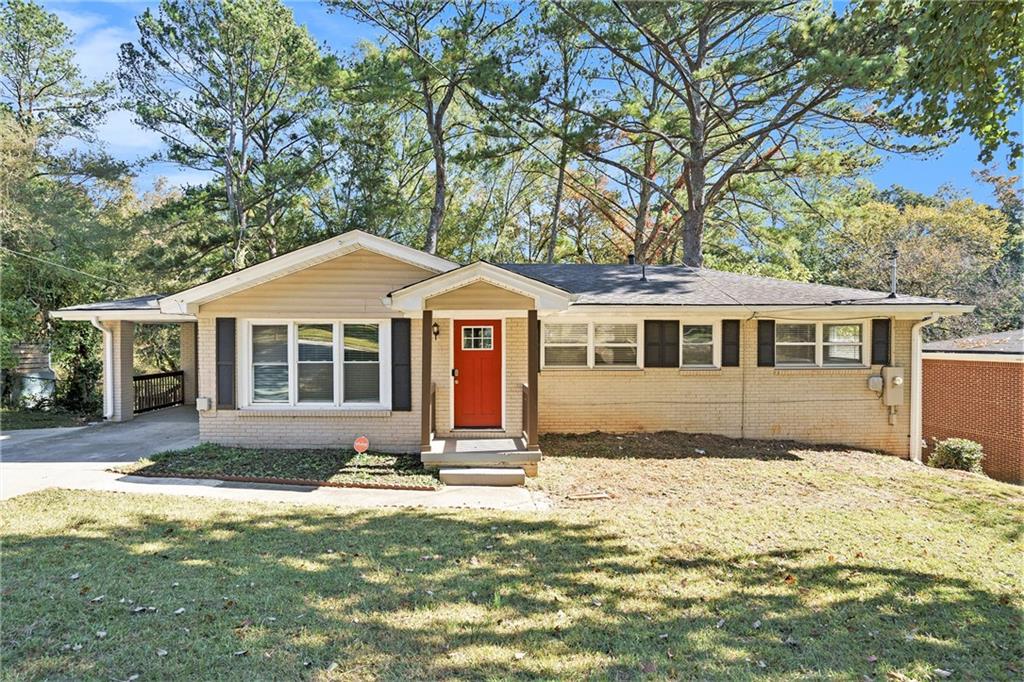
[
  {"left": 541, "top": 431, "right": 804, "bottom": 461},
  {"left": 3, "top": 507, "right": 1018, "bottom": 680}
]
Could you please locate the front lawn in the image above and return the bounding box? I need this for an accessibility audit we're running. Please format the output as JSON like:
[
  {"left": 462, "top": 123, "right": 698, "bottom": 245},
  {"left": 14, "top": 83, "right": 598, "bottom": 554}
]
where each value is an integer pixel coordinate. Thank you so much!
[
  {"left": 116, "top": 442, "right": 440, "bottom": 490},
  {"left": 1, "top": 407, "right": 96, "bottom": 430},
  {"left": 2, "top": 439, "right": 1021, "bottom": 680}
]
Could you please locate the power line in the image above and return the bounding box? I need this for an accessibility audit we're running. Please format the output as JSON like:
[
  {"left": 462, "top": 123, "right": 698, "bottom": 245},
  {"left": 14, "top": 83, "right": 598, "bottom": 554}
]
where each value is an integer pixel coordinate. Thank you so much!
[{"left": 0, "top": 246, "right": 130, "bottom": 290}]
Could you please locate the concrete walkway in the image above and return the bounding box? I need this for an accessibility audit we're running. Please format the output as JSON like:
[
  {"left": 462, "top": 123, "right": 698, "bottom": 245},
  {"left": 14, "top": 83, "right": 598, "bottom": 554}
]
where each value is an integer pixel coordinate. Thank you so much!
[{"left": 0, "top": 406, "right": 550, "bottom": 511}]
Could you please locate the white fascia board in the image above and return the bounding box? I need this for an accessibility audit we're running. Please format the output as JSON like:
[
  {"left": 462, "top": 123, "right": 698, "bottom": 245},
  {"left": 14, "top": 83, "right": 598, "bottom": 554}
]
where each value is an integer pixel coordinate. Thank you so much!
[
  {"left": 159, "top": 230, "right": 457, "bottom": 314},
  {"left": 389, "top": 262, "right": 573, "bottom": 312},
  {"left": 548, "top": 303, "right": 974, "bottom": 319},
  {"left": 924, "top": 351, "right": 1024, "bottom": 363},
  {"left": 50, "top": 309, "right": 197, "bottom": 322}
]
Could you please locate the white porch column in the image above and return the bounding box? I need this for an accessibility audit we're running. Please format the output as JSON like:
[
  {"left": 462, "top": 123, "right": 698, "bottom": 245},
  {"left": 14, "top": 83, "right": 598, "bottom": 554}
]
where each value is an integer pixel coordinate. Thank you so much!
[
  {"left": 105, "top": 320, "right": 135, "bottom": 422},
  {"left": 180, "top": 321, "right": 197, "bottom": 405}
]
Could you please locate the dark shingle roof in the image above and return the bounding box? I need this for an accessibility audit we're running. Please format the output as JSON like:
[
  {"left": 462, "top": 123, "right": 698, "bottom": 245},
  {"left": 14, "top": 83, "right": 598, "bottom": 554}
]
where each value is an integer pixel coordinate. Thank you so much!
[
  {"left": 497, "top": 264, "right": 956, "bottom": 307},
  {"left": 924, "top": 329, "right": 1024, "bottom": 355},
  {"left": 60, "top": 294, "right": 164, "bottom": 311}
]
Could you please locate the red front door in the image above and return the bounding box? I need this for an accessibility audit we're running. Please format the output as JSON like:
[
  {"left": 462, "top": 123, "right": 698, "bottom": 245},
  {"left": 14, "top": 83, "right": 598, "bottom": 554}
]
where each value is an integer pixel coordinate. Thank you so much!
[{"left": 453, "top": 319, "right": 502, "bottom": 428}]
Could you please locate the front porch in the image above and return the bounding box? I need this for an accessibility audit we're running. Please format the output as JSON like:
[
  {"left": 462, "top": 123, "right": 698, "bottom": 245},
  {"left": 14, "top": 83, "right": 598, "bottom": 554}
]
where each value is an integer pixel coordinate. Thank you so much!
[
  {"left": 388, "top": 262, "right": 571, "bottom": 477},
  {"left": 422, "top": 435, "right": 543, "bottom": 477}
]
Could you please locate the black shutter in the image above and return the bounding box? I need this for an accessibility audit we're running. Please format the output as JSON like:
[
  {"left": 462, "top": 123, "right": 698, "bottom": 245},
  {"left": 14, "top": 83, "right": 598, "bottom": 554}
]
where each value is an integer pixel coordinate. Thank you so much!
[
  {"left": 644, "top": 321, "right": 679, "bottom": 368},
  {"left": 757, "top": 319, "right": 775, "bottom": 367},
  {"left": 215, "top": 317, "right": 236, "bottom": 409},
  {"left": 871, "top": 318, "right": 891, "bottom": 366},
  {"left": 391, "top": 318, "right": 412, "bottom": 411},
  {"left": 722, "top": 320, "right": 741, "bottom": 367}
]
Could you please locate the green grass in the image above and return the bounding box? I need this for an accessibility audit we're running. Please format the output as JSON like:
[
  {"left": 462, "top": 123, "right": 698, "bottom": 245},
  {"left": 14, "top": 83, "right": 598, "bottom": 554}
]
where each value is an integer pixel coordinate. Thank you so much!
[
  {"left": 0, "top": 407, "right": 95, "bottom": 430},
  {"left": 2, "top": 440, "right": 1022, "bottom": 680},
  {"left": 115, "top": 443, "right": 441, "bottom": 489}
]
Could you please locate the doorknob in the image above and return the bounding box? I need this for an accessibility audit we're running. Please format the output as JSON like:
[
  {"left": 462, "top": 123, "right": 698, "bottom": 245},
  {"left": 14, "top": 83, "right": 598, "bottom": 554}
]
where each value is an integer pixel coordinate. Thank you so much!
[{"left": 451, "top": 368, "right": 459, "bottom": 377}]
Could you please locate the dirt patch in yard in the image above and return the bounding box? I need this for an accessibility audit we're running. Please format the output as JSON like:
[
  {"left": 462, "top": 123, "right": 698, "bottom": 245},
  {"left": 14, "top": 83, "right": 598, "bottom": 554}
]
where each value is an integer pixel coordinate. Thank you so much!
[{"left": 535, "top": 431, "right": 1014, "bottom": 517}]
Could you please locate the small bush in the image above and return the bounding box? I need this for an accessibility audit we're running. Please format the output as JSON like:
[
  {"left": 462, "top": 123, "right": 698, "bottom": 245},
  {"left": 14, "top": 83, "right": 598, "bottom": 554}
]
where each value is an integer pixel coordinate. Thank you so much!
[{"left": 928, "top": 438, "right": 985, "bottom": 473}]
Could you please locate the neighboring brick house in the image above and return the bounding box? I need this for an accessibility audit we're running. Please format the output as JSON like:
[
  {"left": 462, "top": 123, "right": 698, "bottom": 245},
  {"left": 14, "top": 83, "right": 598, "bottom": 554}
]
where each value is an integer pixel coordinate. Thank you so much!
[
  {"left": 923, "top": 330, "right": 1024, "bottom": 484},
  {"left": 52, "top": 230, "right": 973, "bottom": 478}
]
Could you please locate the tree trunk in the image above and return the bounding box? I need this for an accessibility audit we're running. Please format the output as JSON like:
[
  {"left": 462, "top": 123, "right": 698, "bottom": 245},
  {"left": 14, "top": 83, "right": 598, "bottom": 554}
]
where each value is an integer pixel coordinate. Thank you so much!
[
  {"left": 424, "top": 117, "right": 446, "bottom": 255},
  {"left": 682, "top": 207, "right": 704, "bottom": 267},
  {"left": 546, "top": 142, "right": 568, "bottom": 263}
]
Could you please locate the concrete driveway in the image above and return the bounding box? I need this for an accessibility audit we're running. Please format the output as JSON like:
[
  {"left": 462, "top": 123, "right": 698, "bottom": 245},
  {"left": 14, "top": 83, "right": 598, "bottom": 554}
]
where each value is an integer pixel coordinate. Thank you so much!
[
  {"left": 1, "top": 406, "right": 198, "bottom": 499},
  {"left": 0, "top": 407, "right": 549, "bottom": 510}
]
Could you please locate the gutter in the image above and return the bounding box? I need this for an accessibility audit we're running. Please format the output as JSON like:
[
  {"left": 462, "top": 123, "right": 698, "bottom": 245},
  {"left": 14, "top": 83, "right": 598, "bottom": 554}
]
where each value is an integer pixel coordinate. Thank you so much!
[
  {"left": 909, "top": 315, "right": 940, "bottom": 463},
  {"left": 89, "top": 317, "right": 114, "bottom": 420}
]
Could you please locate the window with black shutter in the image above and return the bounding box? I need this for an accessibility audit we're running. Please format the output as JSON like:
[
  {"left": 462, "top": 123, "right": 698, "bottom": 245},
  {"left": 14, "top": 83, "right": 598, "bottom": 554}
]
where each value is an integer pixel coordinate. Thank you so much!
[{"left": 644, "top": 320, "right": 679, "bottom": 368}]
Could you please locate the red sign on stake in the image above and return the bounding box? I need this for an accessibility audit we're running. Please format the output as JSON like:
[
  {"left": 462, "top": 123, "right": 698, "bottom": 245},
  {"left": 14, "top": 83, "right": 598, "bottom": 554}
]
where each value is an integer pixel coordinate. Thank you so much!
[{"left": 353, "top": 436, "right": 369, "bottom": 453}]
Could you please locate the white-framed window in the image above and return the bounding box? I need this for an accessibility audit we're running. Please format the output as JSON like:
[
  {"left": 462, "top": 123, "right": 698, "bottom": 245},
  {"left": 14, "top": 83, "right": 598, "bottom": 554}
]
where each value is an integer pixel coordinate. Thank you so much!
[
  {"left": 594, "top": 323, "right": 638, "bottom": 366},
  {"left": 543, "top": 322, "right": 589, "bottom": 367},
  {"left": 823, "top": 323, "right": 864, "bottom": 365},
  {"left": 775, "top": 321, "right": 867, "bottom": 368},
  {"left": 242, "top": 320, "right": 391, "bottom": 408},
  {"left": 461, "top": 325, "right": 494, "bottom": 350},
  {"left": 542, "top": 321, "right": 639, "bottom": 368},
  {"left": 681, "top": 324, "right": 715, "bottom": 367},
  {"left": 775, "top": 322, "right": 817, "bottom": 366}
]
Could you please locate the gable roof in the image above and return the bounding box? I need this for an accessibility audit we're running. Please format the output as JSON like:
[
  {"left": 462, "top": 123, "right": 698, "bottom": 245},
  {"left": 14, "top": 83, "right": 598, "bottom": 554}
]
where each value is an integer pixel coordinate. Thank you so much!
[
  {"left": 924, "top": 329, "right": 1024, "bottom": 355},
  {"left": 498, "top": 263, "right": 964, "bottom": 308},
  {"left": 159, "top": 230, "right": 457, "bottom": 314},
  {"left": 388, "top": 261, "right": 573, "bottom": 312}
]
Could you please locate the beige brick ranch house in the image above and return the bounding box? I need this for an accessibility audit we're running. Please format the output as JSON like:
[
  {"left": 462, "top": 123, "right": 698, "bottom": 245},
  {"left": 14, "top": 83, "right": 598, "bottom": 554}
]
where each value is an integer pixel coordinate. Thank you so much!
[{"left": 53, "top": 230, "right": 971, "bottom": 476}]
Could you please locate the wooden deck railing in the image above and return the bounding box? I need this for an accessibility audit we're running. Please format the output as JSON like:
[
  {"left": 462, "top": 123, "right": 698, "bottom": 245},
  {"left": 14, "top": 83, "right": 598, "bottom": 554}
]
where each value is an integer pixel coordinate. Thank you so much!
[
  {"left": 430, "top": 381, "right": 437, "bottom": 434},
  {"left": 521, "top": 383, "right": 529, "bottom": 441},
  {"left": 133, "top": 370, "right": 184, "bottom": 414}
]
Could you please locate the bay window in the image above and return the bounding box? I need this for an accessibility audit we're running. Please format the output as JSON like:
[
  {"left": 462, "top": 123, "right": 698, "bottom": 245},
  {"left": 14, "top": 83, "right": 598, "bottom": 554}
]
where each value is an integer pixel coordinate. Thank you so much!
[
  {"left": 774, "top": 321, "right": 867, "bottom": 367},
  {"left": 246, "top": 321, "right": 389, "bottom": 407}
]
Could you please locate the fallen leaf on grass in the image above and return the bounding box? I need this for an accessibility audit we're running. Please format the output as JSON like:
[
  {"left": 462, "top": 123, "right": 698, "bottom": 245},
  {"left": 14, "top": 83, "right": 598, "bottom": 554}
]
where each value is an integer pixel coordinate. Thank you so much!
[
  {"left": 95, "top": 631, "right": 107, "bottom": 639},
  {"left": 514, "top": 652, "right": 526, "bottom": 661},
  {"left": 156, "top": 649, "right": 168, "bottom": 657},
  {"left": 933, "top": 670, "right": 952, "bottom": 678},
  {"left": 232, "top": 650, "right": 248, "bottom": 657},
  {"left": 174, "top": 608, "right": 185, "bottom": 615},
  {"left": 90, "top": 595, "right": 105, "bottom": 603},
  {"left": 70, "top": 573, "right": 80, "bottom": 581}
]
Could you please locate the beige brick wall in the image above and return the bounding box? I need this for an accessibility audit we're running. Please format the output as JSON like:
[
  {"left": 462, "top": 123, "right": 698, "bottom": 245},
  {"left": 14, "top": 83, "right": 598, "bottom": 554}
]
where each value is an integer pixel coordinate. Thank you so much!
[
  {"left": 105, "top": 320, "right": 134, "bottom": 422},
  {"left": 196, "top": 317, "right": 422, "bottom": 452},
  {"left": 431, "top": 317, "right": 527, "bottom": 438},
  {"left": 538, "top": 319, "right": 914, "bottom": 456},
  {"left": 180, "top": 322, "right": 197, "bottom": 405}
]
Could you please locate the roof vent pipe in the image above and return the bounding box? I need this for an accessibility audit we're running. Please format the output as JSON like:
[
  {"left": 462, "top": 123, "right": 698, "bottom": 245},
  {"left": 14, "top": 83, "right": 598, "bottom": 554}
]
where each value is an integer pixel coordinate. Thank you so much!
[
  {"left": 627, "top": 253, "right": 635, "bottom": 265},
  {"left": 888, "top": 248, "right": 899, "bottom": 298}
]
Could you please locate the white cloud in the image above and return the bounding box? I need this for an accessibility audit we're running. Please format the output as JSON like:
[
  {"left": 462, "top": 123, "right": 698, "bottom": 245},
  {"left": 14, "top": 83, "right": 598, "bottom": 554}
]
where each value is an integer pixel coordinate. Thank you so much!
[
  {"left": 96, "top": 109, "right": 165, "bottom": 153},
  {"left": 52, "top": 7, "right": 106, "bottom": 36},
  {"left": 74, "top": 24, "right": 135, "bottom": 82}
]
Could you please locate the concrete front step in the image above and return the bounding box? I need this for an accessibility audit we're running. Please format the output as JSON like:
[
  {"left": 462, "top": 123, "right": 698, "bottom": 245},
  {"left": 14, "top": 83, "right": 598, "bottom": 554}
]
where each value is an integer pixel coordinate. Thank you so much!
[
  {"left": 422, "top": 450, "right": 541, "bottom": 468},
  {"left": 439, "top": 467, "right": 526, "bottom": 487}
]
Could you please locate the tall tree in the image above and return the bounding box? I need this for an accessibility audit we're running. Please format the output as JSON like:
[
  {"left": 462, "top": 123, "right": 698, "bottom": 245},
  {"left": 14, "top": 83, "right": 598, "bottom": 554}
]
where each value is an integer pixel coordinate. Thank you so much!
[
  {"left": 329, "top": 0, "right": 524, "bottom": 254},
  {"left": 552, "top": 0, "right": 1022, "bottom": 267},
  {"left": 0, "top": 0, "right": 110, "bottom": 142},
  {"left": 118, "top": 0, "right": 343, "bottom": 270}
]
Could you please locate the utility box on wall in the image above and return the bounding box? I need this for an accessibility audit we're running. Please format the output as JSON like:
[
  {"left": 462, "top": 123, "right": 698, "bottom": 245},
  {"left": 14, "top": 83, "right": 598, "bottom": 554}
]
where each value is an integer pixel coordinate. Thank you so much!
[{"left": 881, "top": 366, "right": 904, "bottom": 406}]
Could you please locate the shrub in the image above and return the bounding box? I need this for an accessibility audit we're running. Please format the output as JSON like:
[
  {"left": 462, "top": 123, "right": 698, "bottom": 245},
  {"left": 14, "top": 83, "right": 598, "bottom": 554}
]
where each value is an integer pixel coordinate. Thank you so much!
[{"left": 928, "top": 438, "right": 985, "bottom": 473}]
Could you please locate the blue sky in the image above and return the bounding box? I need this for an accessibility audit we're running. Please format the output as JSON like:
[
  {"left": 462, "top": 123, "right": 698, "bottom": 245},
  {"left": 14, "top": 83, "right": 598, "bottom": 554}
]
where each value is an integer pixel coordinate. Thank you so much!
[{"left": 47, "top": 0, "right": 1020, "bottom": 205}]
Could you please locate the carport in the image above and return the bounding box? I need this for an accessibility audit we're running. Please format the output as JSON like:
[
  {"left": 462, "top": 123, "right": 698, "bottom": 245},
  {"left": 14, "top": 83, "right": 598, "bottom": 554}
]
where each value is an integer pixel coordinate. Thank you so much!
[{"left": 50, "top": 295, "right": 198, "bottom": 422}]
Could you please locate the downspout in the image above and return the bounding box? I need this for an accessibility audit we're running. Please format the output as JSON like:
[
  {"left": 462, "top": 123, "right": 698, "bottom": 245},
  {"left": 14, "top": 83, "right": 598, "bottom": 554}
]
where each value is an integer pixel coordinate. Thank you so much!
[
  {"left": 90, "top": 318, "right": 114, "bottom": 420},
  {"left": 909, "top": 315, "right": 939, "bottom": 463}
]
